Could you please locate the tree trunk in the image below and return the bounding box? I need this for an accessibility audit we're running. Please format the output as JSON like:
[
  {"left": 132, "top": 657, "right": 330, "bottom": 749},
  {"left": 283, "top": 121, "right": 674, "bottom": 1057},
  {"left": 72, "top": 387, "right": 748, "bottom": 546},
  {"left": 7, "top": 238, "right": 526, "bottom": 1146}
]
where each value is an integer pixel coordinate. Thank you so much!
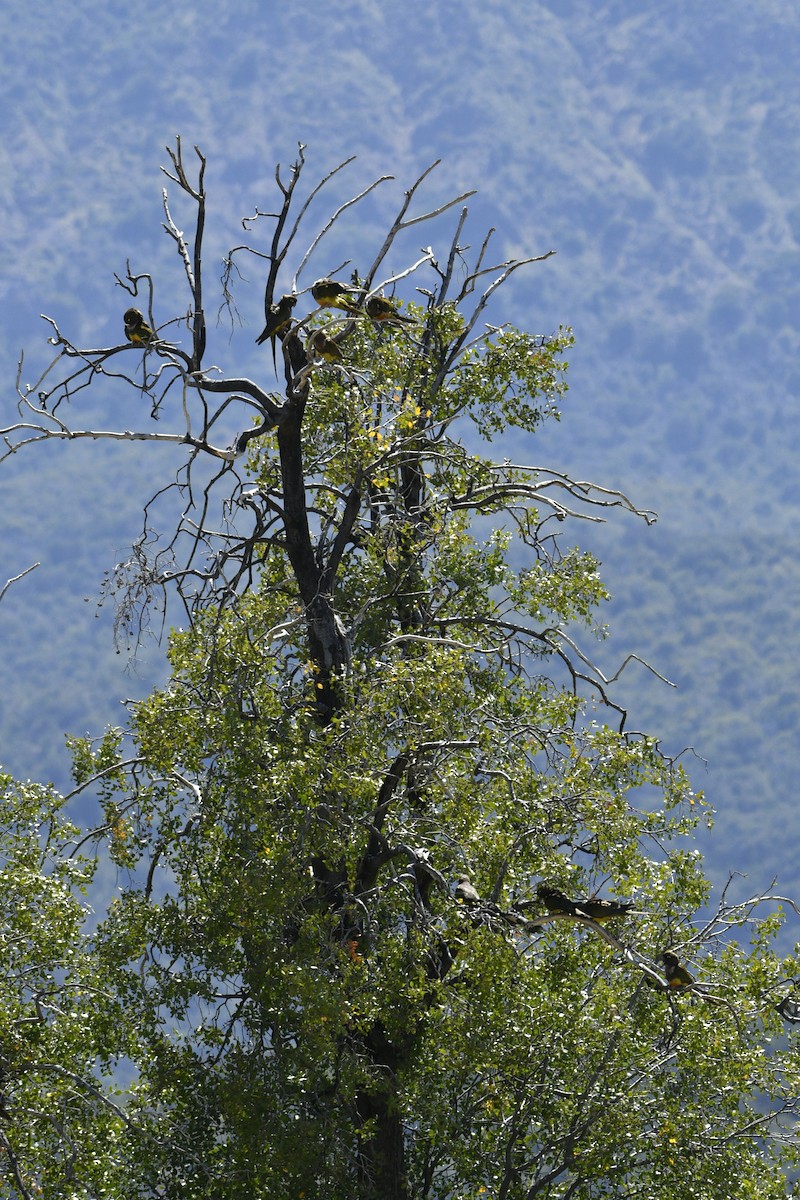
[{"left": 354, "top": 1033, "right": 408, "bottom": 1200}]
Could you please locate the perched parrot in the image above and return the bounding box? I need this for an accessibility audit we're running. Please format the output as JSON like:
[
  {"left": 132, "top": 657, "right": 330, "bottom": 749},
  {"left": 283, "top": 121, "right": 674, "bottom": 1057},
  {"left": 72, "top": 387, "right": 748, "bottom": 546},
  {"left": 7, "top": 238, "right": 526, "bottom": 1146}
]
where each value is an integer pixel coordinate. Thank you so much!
[
  {"left": 255, "top": 294, "right": 297, "bottom": 368},
  {"left": 536, "top": 882, "right": 580, "bottom": 916},
  {"left": 777, "top": 994, "right": 800, "bottom": 1022},
  {"left": 311, "top": 278, "right": 360, "bottom": 313},
  {"left": 661, "top": 951, "right": 695, "bottom": 989},
  {"left": 536, "top": 882, "right": 632, "bottom": 921},
  {"left": 308, "top": 328, "right": 343, "bottom": 364},
  {"left": 124, "top": 308, "right": 156, "bottom": 345},
  {"left": 365, "top": 295, "right": 416, "bottom": 324},
  {"left": 571, "top": 896, "right": 634, "bottom": 922},
  {"left": 454, "top": 874, "right": 481, "bottom": 904}
]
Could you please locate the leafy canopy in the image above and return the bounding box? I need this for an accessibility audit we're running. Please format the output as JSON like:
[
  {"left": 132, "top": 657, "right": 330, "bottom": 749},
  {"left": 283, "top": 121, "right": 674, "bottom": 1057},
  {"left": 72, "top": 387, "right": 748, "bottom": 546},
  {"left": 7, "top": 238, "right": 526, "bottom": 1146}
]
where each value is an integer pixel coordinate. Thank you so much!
[{"left": 2, "top": 143, "right": 800, "bottom": 1199}]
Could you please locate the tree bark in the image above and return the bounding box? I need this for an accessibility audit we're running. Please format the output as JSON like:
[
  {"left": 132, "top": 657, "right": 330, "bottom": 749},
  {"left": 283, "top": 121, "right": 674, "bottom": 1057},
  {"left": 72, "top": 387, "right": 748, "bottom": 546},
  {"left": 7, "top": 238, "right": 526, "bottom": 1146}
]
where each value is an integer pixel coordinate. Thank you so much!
[{"left": 354, "top": 1025, "right": 408, "bottom": 1200}]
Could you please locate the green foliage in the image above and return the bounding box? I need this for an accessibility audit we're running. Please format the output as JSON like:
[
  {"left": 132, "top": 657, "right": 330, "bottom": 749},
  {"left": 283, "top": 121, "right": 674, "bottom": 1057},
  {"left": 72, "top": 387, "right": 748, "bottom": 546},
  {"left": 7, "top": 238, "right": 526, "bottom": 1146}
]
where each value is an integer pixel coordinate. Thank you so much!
[
  {"left": 48, "top": 302, "right": 800, "bottom": 1193},
  {"left": 0, "top": 777, "right": 134, "bottom": 1198},
  {"left": 3, "top": 153, "right": 800, "bottom": 1199},
  {"left": 450, "top": 326, "right": 572, "bottom": 439}
]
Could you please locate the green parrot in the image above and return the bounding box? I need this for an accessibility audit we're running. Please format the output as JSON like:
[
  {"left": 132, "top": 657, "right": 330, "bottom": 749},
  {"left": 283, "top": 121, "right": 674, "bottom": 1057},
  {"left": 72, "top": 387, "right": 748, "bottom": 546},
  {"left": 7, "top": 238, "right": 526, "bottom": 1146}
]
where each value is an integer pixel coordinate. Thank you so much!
[
  {"left": 776, "top": 994, "right": 800, "bottom": 1022},
  {"left": 124, "top": 307, "right": 156, "bottom": 345},
  {"left": 536, "top": 882, "right": 632, "bottom": 922},
  {"left": 571, "top": 896, "right": 634, "bottom": 922},
  {"left": 536, "top": 882, "right": 580, "bottom": 916},
  {"left": 256, "top": 294, "right": 297, "bottom": 368},
  {"left": 311, "top": 278, "right": 360, "bottom": 314},
  {"left": 365, "top": 294, "right": 416, "bottom": 324},
  {"left": 661, "top": 951, "right": 695, "bottom": 989},
  {"left": 308, "top": 328, "right": 343, "bottom": 364}
]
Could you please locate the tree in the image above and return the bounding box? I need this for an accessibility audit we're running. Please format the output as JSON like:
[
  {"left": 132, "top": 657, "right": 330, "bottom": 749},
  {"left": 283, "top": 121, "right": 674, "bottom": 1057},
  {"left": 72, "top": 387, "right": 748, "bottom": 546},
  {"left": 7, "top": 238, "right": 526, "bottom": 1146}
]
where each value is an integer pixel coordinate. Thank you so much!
[
  {"left": 0, "top": 772, "right": 135, "bottom": 1198},
  {"left": 3, "top": 140, "right": 800, "bottom": 1198}
]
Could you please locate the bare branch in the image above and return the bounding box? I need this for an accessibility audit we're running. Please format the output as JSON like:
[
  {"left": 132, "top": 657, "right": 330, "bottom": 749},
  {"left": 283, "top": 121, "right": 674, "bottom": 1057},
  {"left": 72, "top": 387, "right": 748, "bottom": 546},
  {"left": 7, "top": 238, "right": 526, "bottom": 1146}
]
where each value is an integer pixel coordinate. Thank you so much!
[
  {"left": 294, "top": 169, "right": 394, "bottom": 288},
  {"left": 0, "top": 562, "right": 39, "bottom": 604}
]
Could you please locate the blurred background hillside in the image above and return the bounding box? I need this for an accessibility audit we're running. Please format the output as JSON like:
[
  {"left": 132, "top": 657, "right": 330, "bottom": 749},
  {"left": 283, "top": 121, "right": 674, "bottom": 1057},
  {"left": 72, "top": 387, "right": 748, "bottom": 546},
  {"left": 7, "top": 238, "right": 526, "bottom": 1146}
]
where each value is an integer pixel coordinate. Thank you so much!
[{"left": 1, "top": 0, "right": 798, "bottom": 904}]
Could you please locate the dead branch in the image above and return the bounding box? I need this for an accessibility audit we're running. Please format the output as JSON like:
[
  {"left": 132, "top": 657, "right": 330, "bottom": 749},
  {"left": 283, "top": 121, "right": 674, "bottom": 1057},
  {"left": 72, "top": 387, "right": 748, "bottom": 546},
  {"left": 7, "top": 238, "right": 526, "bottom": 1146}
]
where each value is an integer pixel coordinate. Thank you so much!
[{"left": 0, "top": 563, "right": 40, "bottom": 604}]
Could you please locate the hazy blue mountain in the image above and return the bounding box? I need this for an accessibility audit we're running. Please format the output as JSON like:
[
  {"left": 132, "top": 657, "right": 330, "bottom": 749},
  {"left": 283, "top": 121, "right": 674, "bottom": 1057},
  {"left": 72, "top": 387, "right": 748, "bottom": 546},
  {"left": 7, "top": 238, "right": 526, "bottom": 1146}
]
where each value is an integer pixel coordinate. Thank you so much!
[{"left": 1, "top": 0, "right": 799, "bottom": 900}]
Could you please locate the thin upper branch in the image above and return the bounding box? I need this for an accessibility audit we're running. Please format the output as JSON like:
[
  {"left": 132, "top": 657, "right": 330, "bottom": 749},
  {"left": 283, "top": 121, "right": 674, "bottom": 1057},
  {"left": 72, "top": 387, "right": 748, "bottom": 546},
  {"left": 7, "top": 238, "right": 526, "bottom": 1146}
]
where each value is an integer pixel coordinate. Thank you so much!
[{"left": 0, "top": 562, "right": 40, "bottom": 604}]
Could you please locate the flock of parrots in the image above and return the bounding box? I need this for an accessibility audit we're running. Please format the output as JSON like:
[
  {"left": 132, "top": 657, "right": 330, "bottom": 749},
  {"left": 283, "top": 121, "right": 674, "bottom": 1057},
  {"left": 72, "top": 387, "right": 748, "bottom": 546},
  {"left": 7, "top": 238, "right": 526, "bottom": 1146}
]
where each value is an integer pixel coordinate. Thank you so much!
[
  {"left": 123, "top": 276, "right": 416, "bottom": 368},
  {"left": 454, "top": 876, "right": 696, "bottom": 990}
]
